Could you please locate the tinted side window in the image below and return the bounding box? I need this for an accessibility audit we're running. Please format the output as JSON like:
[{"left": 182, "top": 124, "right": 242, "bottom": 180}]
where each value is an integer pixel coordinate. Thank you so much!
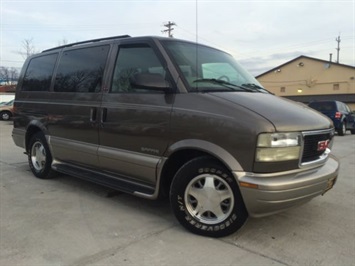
[
  {"left": 54, "top": 45, "right": 109, "bottom": 93},
  {"left": 309, "top": 102, "right": 335, "bottom": 112},
  {"left": 111, "top": 45, "right": 166, "bottom": 93},
  {"left": 22, "top": 53, "right": 58, "bottom": 91}
]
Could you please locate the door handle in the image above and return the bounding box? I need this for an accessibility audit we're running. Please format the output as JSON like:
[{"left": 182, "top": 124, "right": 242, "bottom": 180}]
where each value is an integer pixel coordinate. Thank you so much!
[
  {"left": 90, "top": 107, "right": 97, "bottom": 122},
  {"left": 101, "top": 108, "right": 107, "bottom": 123}
]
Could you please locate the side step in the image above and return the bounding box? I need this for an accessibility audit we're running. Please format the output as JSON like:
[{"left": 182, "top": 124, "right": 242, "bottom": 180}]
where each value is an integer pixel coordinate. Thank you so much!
[{"left": 52, "top": 163, "right": 155, "bottom": 197}]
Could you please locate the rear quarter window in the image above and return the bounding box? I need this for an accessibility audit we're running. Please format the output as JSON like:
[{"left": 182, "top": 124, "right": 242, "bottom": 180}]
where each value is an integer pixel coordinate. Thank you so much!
[{"left": 22, "top": 53, "right": 58, "bottom": 91}]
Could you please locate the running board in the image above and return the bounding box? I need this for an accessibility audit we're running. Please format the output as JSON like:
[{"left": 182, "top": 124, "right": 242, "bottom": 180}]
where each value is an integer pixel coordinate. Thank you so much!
[{"left": 52, "top": 163, "right": 155, "bottom": 197}]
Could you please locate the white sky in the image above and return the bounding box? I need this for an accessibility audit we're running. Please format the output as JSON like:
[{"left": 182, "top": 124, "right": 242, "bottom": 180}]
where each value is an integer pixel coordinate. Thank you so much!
[{"left": 1, "top": 0, "right": 354, "bottom": 76}]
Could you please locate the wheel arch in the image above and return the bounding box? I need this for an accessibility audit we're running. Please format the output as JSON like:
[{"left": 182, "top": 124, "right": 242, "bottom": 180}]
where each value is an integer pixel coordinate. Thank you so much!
[
  {"left": 157, "top": 139, "right": 243, "bottom": 199},
  {"left": 25, "top": 121, "right": 48, "bottom": 152}
]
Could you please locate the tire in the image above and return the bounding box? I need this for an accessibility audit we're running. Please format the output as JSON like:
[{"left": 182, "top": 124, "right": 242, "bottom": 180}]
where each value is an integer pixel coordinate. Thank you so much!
[
  {"left": 170, "top": 156, "right": 248, "bottom": 237},
  {"left": 0, "top": 111, "right": 11, "bottom": 121},
  {"left": 338, "top": 122, "right": 346, "bottom": 136},
  {"left": 28, "top": 132, "right": 56, "bottom": 179},
  {"left": 351, "top": 129, "right": 355, "bottom": 135}
]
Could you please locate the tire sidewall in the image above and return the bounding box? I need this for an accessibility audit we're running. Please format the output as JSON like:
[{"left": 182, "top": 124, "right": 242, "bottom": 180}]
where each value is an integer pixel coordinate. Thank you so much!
[
  {"left": 28, "top": 133, "right": 53, "bottom": 179},
  {"left": 170, "top": 157, "right": 248, "bottom": 237}
]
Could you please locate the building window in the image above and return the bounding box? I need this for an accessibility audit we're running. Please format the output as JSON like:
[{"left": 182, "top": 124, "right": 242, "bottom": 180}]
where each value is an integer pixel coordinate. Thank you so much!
[
  {"left": 333, "top": 83, "right": 339, "bottom": 90},
  {"left": 280, "top": 87, "right": 286, "bottom": 93}
]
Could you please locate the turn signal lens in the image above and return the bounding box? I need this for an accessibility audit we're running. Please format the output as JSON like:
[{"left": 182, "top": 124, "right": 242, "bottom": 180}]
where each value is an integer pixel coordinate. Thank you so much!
[{"left": 239, "top": 182, "right": 259, "bottom": 189}]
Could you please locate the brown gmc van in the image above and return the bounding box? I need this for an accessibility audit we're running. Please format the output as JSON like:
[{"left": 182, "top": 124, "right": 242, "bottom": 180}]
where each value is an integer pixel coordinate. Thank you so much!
[{"left": 12, "top": 35, "right": 339, "bottom": 237}]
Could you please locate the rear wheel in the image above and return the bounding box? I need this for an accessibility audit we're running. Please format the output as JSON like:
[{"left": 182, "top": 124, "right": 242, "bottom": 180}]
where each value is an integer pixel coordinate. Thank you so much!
[
  {"left": 338, "top": 122, "right": 346, "bottom": 136},
  {"left": 28, "top": 132, "right": 56, "bottom": 179},
  {"left": 170, "top": 157, "right": 248, "bottom": 237}
]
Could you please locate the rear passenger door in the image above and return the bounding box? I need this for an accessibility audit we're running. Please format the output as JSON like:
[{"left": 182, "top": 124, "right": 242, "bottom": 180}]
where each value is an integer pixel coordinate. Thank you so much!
[
  {"left": 48, "top": 45, "right": 110, "bottom": 168},
  {"left": 98, "top": 42, "right": 174, "bottom": 186}
]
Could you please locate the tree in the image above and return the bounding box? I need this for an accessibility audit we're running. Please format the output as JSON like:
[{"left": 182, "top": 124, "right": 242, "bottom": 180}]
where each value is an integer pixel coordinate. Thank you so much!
[
  {"left": 10, "top": 68, "right": 19, "bottom": 84},
  {"left": 19, "top": 38, "right": 38, "bottom": 59},
  {"left": 0, "top": 67, "right": 10, "bottom": 84},
  {"left": 0, "top": 66, "right": 19, "bottom": 85},
  {"left": 57, "top": 38, "right": 69, "bottom": 46}
]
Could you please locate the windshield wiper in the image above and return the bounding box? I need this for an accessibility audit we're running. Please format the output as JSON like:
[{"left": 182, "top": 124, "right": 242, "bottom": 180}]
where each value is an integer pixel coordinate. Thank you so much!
[
  {"left": 192, "top": 78, "right": 255, "bottom": 92},
  {"left": 241, "top": 83, "right": 271, "bottom": 93}
]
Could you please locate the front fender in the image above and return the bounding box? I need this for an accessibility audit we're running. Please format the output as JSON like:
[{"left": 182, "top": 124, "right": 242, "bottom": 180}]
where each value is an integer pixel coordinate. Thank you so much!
[{"left": 166, "top": 139, "right": 243, "bottom": 171}]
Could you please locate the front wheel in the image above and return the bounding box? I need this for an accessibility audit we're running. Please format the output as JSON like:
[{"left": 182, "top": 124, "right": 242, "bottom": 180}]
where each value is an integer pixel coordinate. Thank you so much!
[
  {"left": 170, "top": 157, "right": 248, "bottom": 237},
  {"left": 28, "top": 132, "right": 56, "bottom": 179}
]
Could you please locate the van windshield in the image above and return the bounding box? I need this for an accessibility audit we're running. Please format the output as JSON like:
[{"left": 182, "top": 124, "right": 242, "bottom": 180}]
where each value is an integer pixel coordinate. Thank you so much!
[{"left": 163, "top": 41, "right": 269, "bottom": 93}]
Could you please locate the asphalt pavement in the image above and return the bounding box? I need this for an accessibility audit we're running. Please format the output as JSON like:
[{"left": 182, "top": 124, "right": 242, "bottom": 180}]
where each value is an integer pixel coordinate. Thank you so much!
[{"left": 1, "top": 120, "right": 354, "bottom": 266}]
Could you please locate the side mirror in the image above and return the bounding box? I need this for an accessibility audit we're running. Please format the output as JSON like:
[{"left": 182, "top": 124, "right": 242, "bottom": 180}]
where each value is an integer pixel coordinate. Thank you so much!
[{"left": 129, "top": 73, "right": 171, "bottom": 92}]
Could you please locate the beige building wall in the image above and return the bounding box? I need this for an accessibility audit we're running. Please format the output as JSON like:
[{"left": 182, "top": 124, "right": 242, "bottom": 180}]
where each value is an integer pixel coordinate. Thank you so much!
[{"left": 256, "top": 56, "right": 355, "bottom": 109}]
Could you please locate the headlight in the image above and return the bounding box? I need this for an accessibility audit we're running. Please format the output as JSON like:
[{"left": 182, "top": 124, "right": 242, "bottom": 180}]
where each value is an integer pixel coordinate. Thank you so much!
[{"left": 256, "top": 133, "right": 301, "bottom": 162}]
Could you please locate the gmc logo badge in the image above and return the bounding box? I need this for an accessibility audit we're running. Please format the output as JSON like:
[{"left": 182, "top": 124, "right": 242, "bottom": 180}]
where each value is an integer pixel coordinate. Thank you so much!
[{"left": 317, "top": 140, "right": 330, "bottom": 151}]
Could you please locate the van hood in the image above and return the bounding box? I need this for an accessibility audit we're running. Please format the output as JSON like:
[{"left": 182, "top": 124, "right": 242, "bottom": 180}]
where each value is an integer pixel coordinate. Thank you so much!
[{"left": 211, "top": 92, "right": 333, "bottom": 132}]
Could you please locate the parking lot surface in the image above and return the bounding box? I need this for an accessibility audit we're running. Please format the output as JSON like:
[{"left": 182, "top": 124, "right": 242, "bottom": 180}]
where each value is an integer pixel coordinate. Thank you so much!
[{"left": 1, "top": 121, "right": 354, "bottom": 266}]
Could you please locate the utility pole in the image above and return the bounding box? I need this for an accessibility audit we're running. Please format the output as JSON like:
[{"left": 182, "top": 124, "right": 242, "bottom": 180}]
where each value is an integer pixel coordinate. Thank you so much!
[
  {"left": 162, "top": 21, "right": 176, "bottom": 38},
  {"left": 335, "top": 35, "right": 341, "bottom": 63}
]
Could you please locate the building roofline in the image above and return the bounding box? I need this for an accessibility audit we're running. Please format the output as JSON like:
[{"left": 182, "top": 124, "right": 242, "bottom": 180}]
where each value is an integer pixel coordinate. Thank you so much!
[{"left": 256, "top": 55, "right": 355, "bottom": 78}]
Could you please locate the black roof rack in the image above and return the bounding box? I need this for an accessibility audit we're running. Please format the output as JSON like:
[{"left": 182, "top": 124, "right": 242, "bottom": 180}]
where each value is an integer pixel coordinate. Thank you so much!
[{"left": 42, "top": 35, "right": 131, "bottom": 52}]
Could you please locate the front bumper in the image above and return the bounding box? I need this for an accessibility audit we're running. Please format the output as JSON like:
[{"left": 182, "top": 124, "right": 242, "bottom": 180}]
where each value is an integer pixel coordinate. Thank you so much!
[{"left": 234, "top": 155, "right": 339, "bottom": 217}]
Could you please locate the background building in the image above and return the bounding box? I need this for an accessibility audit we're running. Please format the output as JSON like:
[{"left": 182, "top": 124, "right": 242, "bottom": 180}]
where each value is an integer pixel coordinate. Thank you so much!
[{"left": 256, "top": 56, "right": 355, "bottom": 109}]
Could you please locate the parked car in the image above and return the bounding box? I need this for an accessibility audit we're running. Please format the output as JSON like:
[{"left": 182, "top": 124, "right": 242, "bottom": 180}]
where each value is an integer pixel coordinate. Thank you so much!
[
  {"left": 308, "top": 100, "right": 355, "bottom": 136},
  {"left": 12, "top": 35, "right": 339, "bottom": 237},
  {"left": 0, "top": 99, "right": 14, "bottom": 120}
]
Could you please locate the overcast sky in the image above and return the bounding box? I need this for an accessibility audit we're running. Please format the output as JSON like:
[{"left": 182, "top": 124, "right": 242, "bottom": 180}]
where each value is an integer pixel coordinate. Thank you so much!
[{"left": 1, "top": 0, "right": 354, "bottom": 76}]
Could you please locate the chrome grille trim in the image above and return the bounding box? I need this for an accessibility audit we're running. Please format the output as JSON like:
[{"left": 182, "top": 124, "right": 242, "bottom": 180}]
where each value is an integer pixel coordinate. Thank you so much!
[{"left": 300, "top": 129, "right": 335, "bottom": 168}]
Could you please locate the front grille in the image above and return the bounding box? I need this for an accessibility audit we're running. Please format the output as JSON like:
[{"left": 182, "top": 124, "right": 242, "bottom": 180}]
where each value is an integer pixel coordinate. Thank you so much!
[{"left": 302, "top": 132, "right": 332, "bottom": 163}]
